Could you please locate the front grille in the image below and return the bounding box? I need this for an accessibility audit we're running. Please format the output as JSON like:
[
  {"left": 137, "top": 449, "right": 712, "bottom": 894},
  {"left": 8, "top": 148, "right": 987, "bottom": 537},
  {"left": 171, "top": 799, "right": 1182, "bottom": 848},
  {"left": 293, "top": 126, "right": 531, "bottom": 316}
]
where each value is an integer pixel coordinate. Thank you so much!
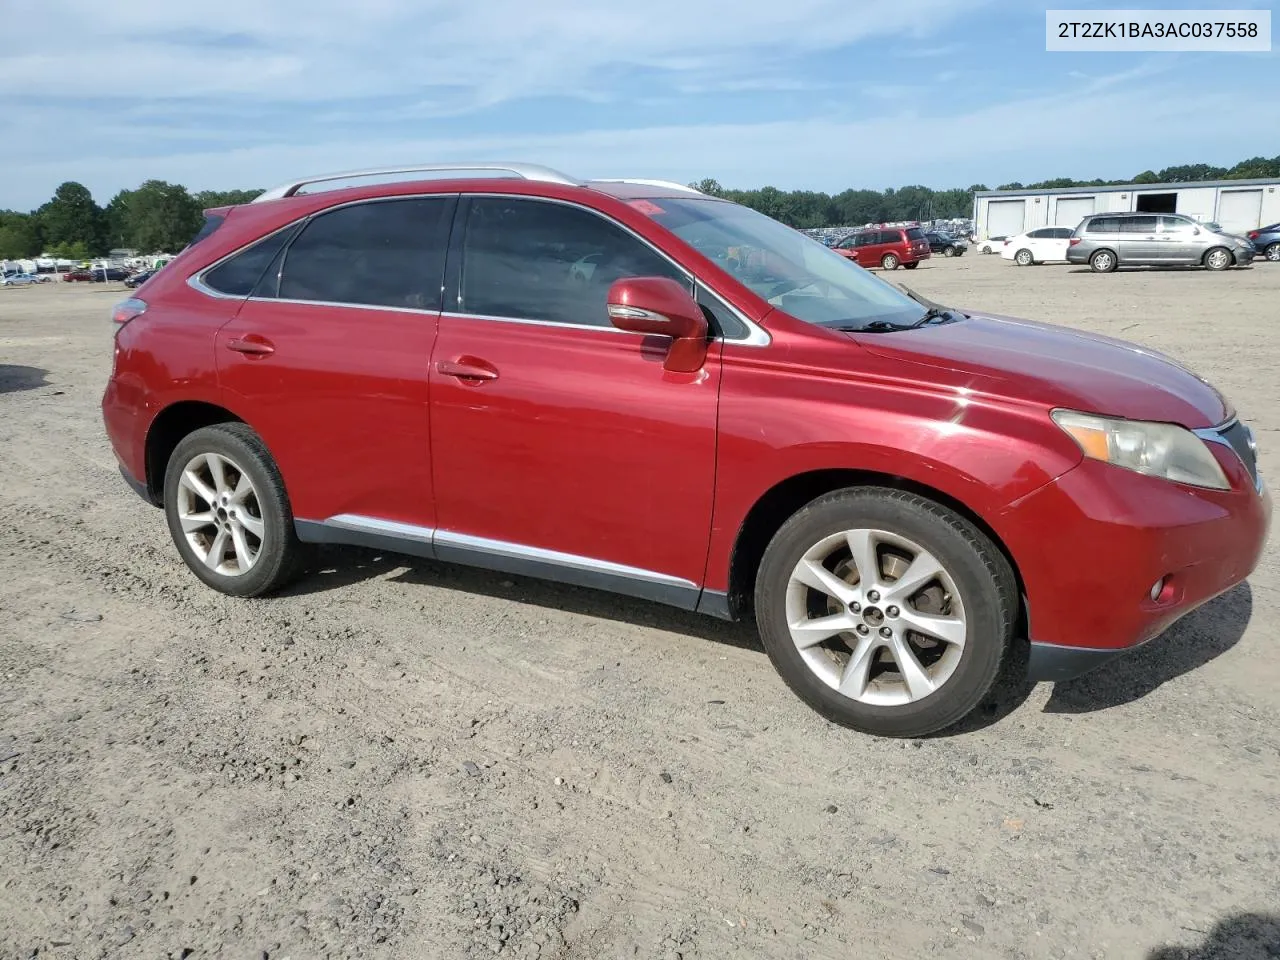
[{"left": 1219, "top": 420, "right": 1259, "bottom": 487}]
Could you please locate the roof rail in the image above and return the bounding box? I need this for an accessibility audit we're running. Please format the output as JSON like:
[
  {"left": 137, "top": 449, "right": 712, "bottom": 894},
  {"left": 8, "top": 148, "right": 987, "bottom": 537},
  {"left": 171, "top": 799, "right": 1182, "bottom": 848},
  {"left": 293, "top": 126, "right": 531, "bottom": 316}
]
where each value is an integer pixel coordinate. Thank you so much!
[
  {"left": 591, "top": 178, "right": 705, "bottom": 195},
  {"left": 252, "top": 162, "right": 582, "bottom": 203}
]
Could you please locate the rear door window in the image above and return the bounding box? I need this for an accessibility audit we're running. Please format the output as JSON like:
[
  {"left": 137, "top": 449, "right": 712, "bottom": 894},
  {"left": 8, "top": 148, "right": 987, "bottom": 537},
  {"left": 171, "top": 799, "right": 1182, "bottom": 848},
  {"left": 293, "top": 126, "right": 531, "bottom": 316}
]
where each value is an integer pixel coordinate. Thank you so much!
[
  {"left": 275, "top": 197, "right": 456, "bottom": 310},
  {"left": 1120, "top": 216, "right": 1158, "bottom": 234}
]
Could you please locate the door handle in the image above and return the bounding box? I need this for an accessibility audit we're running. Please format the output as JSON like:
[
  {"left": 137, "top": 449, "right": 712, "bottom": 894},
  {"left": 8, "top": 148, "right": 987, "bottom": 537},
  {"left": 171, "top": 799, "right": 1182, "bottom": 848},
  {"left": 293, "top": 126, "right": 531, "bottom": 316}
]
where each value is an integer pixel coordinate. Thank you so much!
[
  {"left": 437, "top": 357, "right": 499, "bottom": 381},
  {"left": 226, "top": 336, "right": 275, "bottom": 356}
]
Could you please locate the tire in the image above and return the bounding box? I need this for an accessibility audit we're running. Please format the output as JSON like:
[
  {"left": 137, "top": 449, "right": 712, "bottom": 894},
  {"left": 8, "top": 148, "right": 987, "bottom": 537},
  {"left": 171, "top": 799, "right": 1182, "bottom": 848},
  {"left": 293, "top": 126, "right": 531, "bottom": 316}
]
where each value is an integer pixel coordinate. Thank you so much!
[
  {"left": 1014, "top": 249, "right": 1034, "bottom": 267},
  {"left": 1090, "top": 249, "right": 1118, "bottom": 273},
  {"left": 1203, "top": 247, "right": 1233, "bottom": 271},
  {"left": 754, "top": 487, "right": 1017, "bottom": 737},
  {"left": 903, "top": 262, "right": 919, "bottom": 270},
  {"left": 943, "top": 246, "right": 956, "bottom": 257},
  {"left": 881, "top": 253, "right": 899, "bottom": 270},
  {"left": 163, "top": 423, "right": 307, "bottom": 597},
  {"left": 1266, "top": 242, "right": 1280, "bottom": 262}
]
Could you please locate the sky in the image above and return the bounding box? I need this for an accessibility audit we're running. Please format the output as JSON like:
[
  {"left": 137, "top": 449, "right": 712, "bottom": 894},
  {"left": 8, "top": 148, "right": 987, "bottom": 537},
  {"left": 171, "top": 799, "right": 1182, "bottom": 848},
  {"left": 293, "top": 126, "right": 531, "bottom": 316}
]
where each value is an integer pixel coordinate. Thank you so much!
[{"left": 1, "top": 0, "right": 1276, "bottom": 210}]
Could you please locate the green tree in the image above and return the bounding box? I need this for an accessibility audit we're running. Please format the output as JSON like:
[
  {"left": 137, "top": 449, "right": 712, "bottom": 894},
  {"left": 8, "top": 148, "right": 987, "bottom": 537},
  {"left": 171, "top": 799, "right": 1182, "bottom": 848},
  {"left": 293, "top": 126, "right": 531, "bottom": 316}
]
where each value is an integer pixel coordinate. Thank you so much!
[
  {"left": 37, "top": 181, "right": 105, "bottom": 253},
  {"left": 1156, "top": 163, "right": 1227, "bottom": 182},
  {"left": 193, "top": 188, "right": 264, "bottom": 208},
  {"left": 1224, "top": 155, "right": 1280, "bottom": 179},
  {"left": 123, "top": 180, "right": 204, "bottom": 252},
  {"left": 996, "top": 181, "right": 1024, "bottom": 191},
  {"left": 688, "top": 179, "right": 726, "bottom": 198},
  {"left": 104, "top": 190, "right": 134, "bottom": 249},
  {"left": 0, "top": 211, "right": 43, "bottom": 258},
  {"left": 46, "top": 240, "right": 92, "bottom": 261},
  {"left": 1132, "top": 170, "right": 1160, "bottom": 184}
]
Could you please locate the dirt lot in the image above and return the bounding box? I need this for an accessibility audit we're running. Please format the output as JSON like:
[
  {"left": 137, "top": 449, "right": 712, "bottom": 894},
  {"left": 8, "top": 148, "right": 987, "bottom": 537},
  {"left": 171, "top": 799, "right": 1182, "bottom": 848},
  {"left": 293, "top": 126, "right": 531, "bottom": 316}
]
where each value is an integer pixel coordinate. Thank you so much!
[{"left": 1, "top": 256, "right": 1277, "bottom": 960}]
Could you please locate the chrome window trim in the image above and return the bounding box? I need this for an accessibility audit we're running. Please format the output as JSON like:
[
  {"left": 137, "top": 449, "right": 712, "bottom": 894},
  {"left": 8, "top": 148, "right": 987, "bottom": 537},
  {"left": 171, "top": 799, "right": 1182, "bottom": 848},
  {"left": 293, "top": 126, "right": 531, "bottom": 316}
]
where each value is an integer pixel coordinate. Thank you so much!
[
  {"left": 440, "top": 310, "right": 644, "bottom": 335},
  {"left": 1193, "top": 417, "right": 1263, "bottom": 493},
  {"left": 309, "top": 514, "right": 697, "bottom": 589},
  {"left": 457, "top": 192, "right": 770, "bottom": 347},
  {"left": 187, "top": 191, "right": 771, "bottom": 346}
]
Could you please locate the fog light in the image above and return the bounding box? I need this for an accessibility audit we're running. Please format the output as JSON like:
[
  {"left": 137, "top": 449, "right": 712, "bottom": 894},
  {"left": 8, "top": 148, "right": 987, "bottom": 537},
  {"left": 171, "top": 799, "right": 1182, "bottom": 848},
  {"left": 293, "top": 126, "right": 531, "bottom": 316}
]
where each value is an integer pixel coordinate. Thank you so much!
[{"left": 1150, "top": 578, "right": 1166, "bottom": 602}]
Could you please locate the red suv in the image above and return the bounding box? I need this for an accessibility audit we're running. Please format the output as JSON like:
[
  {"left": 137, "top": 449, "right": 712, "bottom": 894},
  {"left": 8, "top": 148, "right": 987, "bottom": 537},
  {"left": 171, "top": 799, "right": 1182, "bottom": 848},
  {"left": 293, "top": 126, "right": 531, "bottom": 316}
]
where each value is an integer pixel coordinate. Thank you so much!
[
  {"left": 102, "top": 163, "right": 1270, "bottom": 737},
  {"left": 833, "top": 226, "right": 931, "bottom": 270}
]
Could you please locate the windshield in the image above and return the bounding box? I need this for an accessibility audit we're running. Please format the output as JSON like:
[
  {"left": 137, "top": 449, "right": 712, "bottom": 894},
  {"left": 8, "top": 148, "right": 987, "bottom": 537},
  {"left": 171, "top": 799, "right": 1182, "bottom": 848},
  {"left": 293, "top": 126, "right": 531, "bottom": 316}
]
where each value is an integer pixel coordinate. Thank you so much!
[{"left": 635, "top": 197, "right": 922, "bottom": 329}]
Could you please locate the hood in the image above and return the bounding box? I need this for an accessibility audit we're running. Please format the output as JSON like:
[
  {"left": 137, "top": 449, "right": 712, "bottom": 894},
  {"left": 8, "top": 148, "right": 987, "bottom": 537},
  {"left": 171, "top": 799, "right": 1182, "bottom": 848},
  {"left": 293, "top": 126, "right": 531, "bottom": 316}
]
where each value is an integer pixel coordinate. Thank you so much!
[{"left": 852, "top": 314, "right": 1230, "bottom": 428}]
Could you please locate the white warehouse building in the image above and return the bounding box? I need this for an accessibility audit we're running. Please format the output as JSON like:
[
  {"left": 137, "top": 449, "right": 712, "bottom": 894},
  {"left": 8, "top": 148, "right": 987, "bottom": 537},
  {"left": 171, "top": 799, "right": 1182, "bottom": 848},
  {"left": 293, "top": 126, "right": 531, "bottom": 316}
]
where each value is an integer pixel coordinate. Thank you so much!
[{"left": 973, "top": 177, "right": 1280, "bottom": 240}]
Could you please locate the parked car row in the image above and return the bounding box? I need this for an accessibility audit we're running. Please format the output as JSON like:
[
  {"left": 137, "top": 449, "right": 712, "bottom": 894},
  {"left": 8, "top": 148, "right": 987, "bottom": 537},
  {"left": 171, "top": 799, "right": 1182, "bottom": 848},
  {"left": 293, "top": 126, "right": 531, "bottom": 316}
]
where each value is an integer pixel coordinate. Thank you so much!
[{"left": 64, "top": 266, "right": 134, "bottom": 282}]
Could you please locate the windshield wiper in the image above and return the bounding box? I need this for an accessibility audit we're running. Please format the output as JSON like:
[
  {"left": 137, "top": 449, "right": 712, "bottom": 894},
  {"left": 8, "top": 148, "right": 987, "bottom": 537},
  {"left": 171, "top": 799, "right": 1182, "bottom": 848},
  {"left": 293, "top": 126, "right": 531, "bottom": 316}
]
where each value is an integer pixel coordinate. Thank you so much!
[
  {"left": 909, "top": 306, "right": 955, "bottom": 328},
  {"left": 832, "top": 320, "right": 904, "bottom": 333}
]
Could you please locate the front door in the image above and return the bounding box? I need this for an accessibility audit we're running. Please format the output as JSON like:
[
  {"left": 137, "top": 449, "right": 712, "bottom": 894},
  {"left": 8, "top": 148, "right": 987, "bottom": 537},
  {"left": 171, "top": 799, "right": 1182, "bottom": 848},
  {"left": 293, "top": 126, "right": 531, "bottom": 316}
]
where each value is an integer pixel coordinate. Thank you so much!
[
  {"left": 1157, "top": 215, "right": 1200, "bottom": 263},
  {"left": 428, "top": 195, "right": 721, "bottom": 606},
  {"left": 216, "top": 195, "right": 456, "bottom": 529}
]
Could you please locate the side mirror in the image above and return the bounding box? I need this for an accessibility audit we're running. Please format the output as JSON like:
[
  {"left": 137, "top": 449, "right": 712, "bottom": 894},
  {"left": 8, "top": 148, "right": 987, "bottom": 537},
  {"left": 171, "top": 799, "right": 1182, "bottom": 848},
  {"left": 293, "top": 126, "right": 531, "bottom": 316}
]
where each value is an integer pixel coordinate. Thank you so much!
[{"left": 606, "top": 276, "right": 709, "bottom": 373}]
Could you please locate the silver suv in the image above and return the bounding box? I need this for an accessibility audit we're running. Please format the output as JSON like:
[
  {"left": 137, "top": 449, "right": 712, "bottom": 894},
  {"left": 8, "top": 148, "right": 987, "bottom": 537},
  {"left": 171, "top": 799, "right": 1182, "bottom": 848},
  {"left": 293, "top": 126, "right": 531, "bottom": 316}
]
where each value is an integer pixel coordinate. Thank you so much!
[{"left": 1067, "top": 213, "right": 1255, "bottom": 273}]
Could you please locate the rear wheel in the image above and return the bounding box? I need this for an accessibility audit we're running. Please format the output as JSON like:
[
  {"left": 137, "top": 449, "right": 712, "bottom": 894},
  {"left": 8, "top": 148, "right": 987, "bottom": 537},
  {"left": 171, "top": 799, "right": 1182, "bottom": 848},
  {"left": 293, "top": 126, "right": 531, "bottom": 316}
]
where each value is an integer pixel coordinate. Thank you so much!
[
  {"left": 1203, "top": 247, "right": 1233, "bottom": 271},
  {"left": 881, "top": 253, "right": 900, "bottom": 270},
  {"left": 1090, "top": 249, "right": 1118, "bottom": 273},
  {"left": 163, "top": 423, "right": 306, "bottom": 597},
  {"left": 754, "top": 488, "right": 1017, "bottom": 737},
  {"left": 1266, "top": 242, "right": 1280, "bottom": 262},
  {"left": 1014, "top": 249, "right": 1034, "bottom": 266}
]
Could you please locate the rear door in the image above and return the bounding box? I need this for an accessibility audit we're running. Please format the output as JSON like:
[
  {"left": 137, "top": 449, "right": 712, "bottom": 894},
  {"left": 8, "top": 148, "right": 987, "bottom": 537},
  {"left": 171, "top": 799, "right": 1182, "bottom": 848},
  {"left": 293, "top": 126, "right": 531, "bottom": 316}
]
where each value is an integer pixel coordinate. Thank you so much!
[
  {"left": 427, "top": 194, "right": 721, "bottom": 604},
  {"left": 215, "top": 195, "right": 456, "bottom": 530}
]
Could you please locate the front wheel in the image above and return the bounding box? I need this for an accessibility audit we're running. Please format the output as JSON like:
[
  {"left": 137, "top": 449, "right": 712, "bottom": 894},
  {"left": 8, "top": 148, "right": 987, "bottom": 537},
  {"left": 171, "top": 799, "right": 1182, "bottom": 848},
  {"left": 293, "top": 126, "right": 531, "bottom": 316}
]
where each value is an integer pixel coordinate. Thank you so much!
[
  {"left": 1203, "top": 247, "right": 1233, "bottom": 271},
  {"left": 943, "top": 246, "right": 956, "bottom": 257},
  {"left": 754, "top": 488, "right": 1017, "bottom": 737},
  {"left": 1014, "top": 249, "right": 1034, "bottom": 267},
  {"left": 1266, "top": 242, "right": 1280, "bottom": 262},
  {"left": 880, "top": 253, "right": 900, "bottom": 270},
  {"left": 163, "top": 423, "right": 307, "bottom": 597}
]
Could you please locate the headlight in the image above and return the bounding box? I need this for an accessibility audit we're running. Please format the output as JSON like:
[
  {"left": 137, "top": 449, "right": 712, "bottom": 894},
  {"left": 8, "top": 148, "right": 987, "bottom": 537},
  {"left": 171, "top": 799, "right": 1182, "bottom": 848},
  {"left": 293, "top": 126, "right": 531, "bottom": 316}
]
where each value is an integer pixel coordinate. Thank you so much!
[{"left": 1051, "top": 410, "right": 1230, "bottom": 490}]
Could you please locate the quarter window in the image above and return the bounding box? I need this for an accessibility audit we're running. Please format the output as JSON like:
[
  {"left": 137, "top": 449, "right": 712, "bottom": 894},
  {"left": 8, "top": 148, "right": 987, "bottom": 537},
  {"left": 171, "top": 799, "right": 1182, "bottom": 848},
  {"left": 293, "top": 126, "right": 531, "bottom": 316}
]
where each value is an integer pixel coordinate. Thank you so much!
[
  {"left": 275, "top": 197, "right": 455, "bottom": 310},
  {"left": 458, "top": 197, "right": 687, "bottom": 327},
  {"left": 202, "top": 226, "right": 298, "bottom": 297}
]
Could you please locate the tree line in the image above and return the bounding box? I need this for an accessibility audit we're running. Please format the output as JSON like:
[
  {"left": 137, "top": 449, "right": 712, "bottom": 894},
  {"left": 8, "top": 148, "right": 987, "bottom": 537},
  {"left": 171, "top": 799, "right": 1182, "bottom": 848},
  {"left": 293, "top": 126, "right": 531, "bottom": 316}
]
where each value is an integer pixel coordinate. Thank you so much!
[
  {"left": 689, "top": 154, "right": 1280, "bottom": 229},
  {"left": 0, "top": 181, "right": 261, "bottom": 261},
  {"left": 2, "top": 153, "right": 1278, "bottom": 260}
]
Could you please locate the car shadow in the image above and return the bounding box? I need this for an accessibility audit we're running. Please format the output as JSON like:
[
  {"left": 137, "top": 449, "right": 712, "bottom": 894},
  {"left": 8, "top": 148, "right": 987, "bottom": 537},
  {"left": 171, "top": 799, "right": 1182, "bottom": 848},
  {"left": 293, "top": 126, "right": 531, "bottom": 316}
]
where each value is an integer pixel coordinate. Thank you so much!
[
  {"left": 1042, "top": 582, "right": 1252, "bottom": 714},
  {"left": 1147, "top": 912, "right": 1280, "bottom": 959},
  {"left": 0, "top": 365, "right": 49, "bottom": 394},
  {"left": 281, "top": 545, "right": 763, "bottom": 652},
  {"left": 282, "top": 548, "right": 1253, "bottom": 724}
]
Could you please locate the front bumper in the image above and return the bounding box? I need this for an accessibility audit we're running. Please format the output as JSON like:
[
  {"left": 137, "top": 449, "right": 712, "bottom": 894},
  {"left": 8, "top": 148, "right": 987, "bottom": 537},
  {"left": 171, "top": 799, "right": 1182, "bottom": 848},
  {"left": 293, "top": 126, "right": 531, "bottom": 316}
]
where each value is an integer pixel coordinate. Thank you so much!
[{"left": 998, "top": 451, "right": 1270, "bottom": 682}]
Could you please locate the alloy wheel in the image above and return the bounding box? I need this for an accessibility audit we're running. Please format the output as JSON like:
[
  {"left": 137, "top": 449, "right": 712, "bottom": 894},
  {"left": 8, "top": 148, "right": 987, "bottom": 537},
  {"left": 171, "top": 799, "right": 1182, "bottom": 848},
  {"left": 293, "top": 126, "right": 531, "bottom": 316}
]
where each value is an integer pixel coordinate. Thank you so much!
[
  {"left": 175, "top": 452, "right": 265, "bottom": 576},
  {"left": 1206, "top": 249, "right": 1232, "bottom": 270},
  {"left": 1265, "top": 243, "right": 1279, "bottom": 262},
  {"left": 784, "top": 528, "right": 967, "bottom": 706}
]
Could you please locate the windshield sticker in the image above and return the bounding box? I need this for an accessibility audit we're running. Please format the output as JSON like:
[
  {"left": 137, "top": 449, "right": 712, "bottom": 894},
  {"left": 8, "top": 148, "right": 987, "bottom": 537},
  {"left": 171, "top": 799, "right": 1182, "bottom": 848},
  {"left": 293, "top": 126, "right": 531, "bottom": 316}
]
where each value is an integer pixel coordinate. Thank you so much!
[{"left": 627, "top": 199, "right": 666, "bottom": 216}]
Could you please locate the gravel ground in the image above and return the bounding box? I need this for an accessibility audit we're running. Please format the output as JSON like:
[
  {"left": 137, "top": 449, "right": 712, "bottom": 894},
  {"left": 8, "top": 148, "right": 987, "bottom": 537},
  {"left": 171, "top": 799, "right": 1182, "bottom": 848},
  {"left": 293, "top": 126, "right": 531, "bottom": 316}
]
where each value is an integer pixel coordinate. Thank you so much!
[{"left": 1, "top": 255, "right": 1277, "bottom": 960}]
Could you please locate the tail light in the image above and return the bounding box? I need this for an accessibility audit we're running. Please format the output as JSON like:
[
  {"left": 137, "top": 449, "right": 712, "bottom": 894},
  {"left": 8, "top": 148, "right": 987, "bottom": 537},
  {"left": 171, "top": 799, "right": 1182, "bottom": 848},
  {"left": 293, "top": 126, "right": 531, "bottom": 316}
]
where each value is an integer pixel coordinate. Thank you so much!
[
  {"left": 1069, "top": 238, "right": 1082, "bottom": 246},
  {"left": 112, "top": 297, "right": 147, "bottom": 326},
  {"left": 1247, "top": 230, "right": 1260, "bottom": 240}
]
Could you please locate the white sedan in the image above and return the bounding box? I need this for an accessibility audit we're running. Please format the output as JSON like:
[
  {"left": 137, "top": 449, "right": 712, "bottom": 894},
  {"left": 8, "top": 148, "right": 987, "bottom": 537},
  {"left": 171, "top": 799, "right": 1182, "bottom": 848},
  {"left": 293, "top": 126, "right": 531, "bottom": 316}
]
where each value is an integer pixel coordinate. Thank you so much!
[
  {"left": 974, "top": 236, "right": 1008, "bottom": 254},
  {"left": 1001, "top": 226, "right": 1076, "bottom": 265}
]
